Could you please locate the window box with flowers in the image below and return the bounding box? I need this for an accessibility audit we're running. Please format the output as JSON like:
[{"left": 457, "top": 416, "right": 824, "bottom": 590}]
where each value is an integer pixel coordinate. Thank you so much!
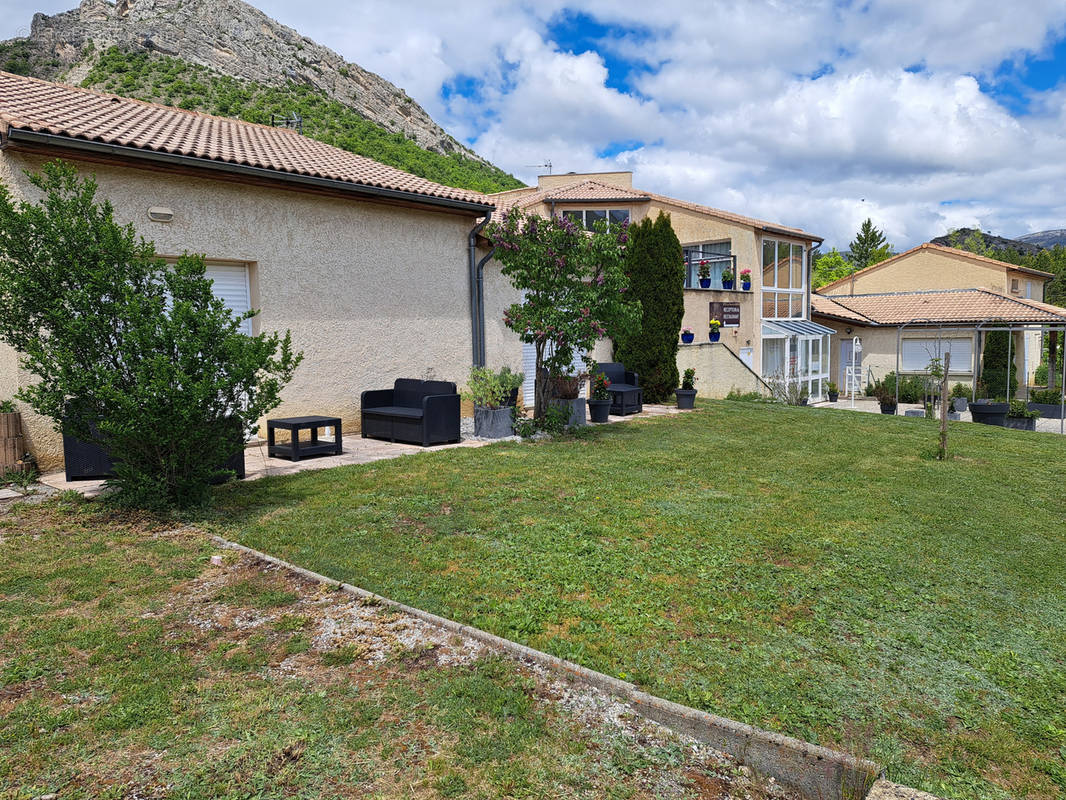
[
  {"left": 680, "top": 326, "right": 695, "bottom": 344},
  {"left": 587, "top": 371, "right": 612, "bottom": 423},
  {"left": 709, "top": 318, "right": 722, "bottom": 342},
  {"left": 676, "top": 368, "right": 697, "bottom": 409},
  {"left": 740, "top": 268, "right": 752, "bottom": 290}
]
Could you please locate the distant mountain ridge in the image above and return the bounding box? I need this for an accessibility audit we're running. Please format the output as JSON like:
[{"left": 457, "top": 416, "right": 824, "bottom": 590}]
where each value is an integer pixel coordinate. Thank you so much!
[
  {"left": 0, "top": 0, "right": 523, "bottom": 193},
  {"left": 930, "top": 228, "right": 1043, "bottom": 256},
  {"left": 1016, "top": 229, "right": 1066, "bottom": 250}
]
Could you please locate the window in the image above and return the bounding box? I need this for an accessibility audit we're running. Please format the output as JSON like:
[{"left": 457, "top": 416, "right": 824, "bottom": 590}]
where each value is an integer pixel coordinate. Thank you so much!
[
  {"left": 761, "top": 239, "right": 805, "bottom": 319},
  {"left": 900, "top": 338, "right": 972, "bottom": 373},
  {"left": 1026, "top": 281, "right": 1033, "bottom": 299},
  {"left": 561, "top": 208, "right": 630, "bottom": 230},
  {"left": 684, "top": 241, "right": 734, "bottom": 288},
  {"left": 1010, "top": 278, "right": 1020, "bottom": 294},
  {"left": 205, "top": 263, "right": 253, "bottom": 335}
]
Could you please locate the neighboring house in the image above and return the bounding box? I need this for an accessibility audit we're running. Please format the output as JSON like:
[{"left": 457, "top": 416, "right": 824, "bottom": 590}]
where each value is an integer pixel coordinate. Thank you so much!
[
  {"left": 486, "top": 172, "right": 829, "bottom": 402},
  {"left": 0, "top": 71, "right": 512, "bottom": 470},
  {"left": 814, "top": 243, "right": 1058, "bottom": 392}
]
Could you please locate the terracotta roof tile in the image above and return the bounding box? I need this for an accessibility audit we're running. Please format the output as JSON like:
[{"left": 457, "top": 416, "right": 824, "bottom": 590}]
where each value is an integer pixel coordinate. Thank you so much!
[
  {"left": 812, "top": 288, "right": 1066, "bottom": 325},
  {"left": 543, "top": 179, "right": 650, "bottom": 202},
  {"left": 0, "top": 71, "right": 492, "bottom": 208}
]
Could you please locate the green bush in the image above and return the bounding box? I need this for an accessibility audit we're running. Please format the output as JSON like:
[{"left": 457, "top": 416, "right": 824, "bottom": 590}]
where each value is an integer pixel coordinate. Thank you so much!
[
  {"left": 1030, "top": 388, "right": 1064, "bottom": 404},
  {"left": 949, "top": 382, "right": 970, "bottom": 400},
  {"left": 1035, "top": 362, "right": 1048, "bottom": 386},
  {"left": 981, "top": 331, "right": 1018, "bottom": 398},
  {"left": 879, "top": 372, "right": 926, "bottom": 403},
  {"left": 466, "top": 366, "right": 523, "bottom": 409},
  {"left": 0, "top": 162, "right": 302, "bottom": 509},
  {"left": 612, "top": 211, "right": 684, "bottom": 403}
]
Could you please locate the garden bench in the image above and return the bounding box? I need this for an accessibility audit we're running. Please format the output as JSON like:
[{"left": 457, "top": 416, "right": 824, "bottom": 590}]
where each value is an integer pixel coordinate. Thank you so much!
[{"left": 360, "top": 379, "right": 461, "bottom": 446}]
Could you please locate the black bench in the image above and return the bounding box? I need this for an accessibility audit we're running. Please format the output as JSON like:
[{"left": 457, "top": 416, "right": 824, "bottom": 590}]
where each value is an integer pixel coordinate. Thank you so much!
[
  {"left": 361, "top": 379, "right": 461, "bottom": 446},
  {"left": 267, "top": 415, "right": 343, "bottom": 461},
  {"left": 596, "top": 362, "right": 643, "bottom": 415}
]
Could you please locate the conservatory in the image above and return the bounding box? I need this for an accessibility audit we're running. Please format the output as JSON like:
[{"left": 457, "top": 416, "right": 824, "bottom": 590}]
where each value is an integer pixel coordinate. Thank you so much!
[{"left": 761, "top": 319, "right": 834, "bottom": 400}]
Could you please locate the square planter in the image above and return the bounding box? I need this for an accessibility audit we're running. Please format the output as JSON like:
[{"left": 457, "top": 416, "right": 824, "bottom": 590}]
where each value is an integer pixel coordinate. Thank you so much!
[
  {"left": 970, "top": 401, "right": 1008, "bottom": 427},
  {"left": 1028, "top": 402, "right": 1064, "bottom": 419},
  {"left": 1003, "top": 417, "right": 1037, "bottom": 431},
  {"left": 473, "top": 406, "right": 515, "bottom": 438},
  {"left": 550, "top": 397, "right": 586, "bottom": 428}
]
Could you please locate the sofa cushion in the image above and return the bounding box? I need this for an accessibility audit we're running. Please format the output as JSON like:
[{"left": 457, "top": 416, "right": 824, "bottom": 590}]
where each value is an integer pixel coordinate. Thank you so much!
[
  {"left": 362, "top": 405, "right": 424, "bottom": 419},
  {"left": 607, "top": 383, "right": 639, "bottom": 393},
  {"left": 393, "top": 378, "right": 458, "bottom": 409},
  {"left": 597, "top": 362, "right": 627, "bottom": 385}
]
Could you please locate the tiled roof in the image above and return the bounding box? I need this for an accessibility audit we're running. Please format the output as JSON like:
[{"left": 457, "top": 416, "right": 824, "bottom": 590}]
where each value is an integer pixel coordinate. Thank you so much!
[
  {"left": 488, "top": 177, "right": 820, "bottom": 241},
  {"left": 818, "top": 242, "right": 1054, "bottom": 293},
  {"left": 812, "top": 288, "right": 1066, "bottom": 325},
  {"left": 0, "top": 71, "right": 492, "bottom": 209}
]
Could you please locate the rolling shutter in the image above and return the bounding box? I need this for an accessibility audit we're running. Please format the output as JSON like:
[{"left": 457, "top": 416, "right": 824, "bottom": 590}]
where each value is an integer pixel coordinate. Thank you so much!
[{"left": 205, "top": 264, "right": 252, "bottom": 334}]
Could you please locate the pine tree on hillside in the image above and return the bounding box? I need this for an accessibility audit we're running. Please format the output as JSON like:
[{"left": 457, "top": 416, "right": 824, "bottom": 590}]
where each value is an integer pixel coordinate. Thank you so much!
[
  {"left": 612, "top": 212, "right": 684, "bottom": 403},
  {"left": 848, "top": 218, "right": 893, "bottom": 272}
]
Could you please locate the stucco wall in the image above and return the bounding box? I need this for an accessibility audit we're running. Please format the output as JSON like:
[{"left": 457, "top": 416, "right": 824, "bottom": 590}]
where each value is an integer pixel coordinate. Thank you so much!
[
  {"left": 676, "top": 342, "right": 769, "bottom": 398},
  {"left": 821, "top": 249, "right": 1013, "bottom": 296},
  {"left": 0, "top": 150, "right": 509, "bottom": 468}
]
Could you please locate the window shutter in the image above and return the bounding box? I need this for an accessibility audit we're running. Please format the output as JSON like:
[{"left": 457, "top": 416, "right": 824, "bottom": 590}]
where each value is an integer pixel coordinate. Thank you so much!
[
  {"left": 205, "top": 264, "right": 252, "bottom": 334},
  {"left": 522, "top": 341, "right": 537, "bottom": 406}
]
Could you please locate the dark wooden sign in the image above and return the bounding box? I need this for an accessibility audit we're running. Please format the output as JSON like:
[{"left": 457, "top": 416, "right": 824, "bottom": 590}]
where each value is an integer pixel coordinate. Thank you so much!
[{"left": 709, "top": 301, "right": 741, "bottom": 327}]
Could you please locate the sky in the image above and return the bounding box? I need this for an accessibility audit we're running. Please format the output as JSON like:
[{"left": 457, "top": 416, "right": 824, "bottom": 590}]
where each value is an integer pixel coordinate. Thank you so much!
[{"left": 4, "top": 1, "right": 1066, "bottom": 250}]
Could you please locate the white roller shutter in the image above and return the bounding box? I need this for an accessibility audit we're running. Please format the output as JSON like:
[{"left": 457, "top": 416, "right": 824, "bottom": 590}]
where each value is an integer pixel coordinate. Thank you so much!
[
  {"left": 901, "top": 338, "right": 973, "bottom": 373},
  {"left": 521, "top": 341, "right": 587, "bottom": 405},
  {"left": 205, "top": 264, "right": 252, "bottom": 334}
]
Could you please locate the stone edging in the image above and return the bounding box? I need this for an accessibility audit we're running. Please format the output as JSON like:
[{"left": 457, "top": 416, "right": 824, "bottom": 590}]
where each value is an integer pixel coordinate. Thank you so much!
[{"left": 212, "top": 535, "right": 881, "bottom": 800}]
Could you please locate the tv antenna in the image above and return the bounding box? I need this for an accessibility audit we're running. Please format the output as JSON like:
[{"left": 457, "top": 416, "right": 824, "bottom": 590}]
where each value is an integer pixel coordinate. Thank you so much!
[{"left": 525, "top": 159, "right": 552, "bottom": 174}]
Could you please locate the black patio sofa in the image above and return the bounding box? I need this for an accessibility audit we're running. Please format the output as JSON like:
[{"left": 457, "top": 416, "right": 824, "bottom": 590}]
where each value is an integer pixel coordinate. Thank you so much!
[
  {"left": 360, "top": 378, "right": 461, "bottom": 446},
  {"left": 596, "top": 362, "right": 643, "bottom": 415}
]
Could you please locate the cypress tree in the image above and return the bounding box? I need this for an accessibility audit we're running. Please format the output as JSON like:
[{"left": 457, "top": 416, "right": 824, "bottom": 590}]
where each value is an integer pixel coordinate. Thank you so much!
[
  {"left": 980, "top": 330, "right": 1018, "bottom": 398},
  {"left": 613, "top": 212, "right": 684, "bottom": 402}
]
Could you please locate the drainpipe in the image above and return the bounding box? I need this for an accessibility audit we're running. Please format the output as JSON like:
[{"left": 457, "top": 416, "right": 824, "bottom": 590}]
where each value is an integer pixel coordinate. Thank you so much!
[
  {"left": 468, "top": 216, "right": 491, "bottom": 367},
  {"left": 476, "top": 247, "right": 495, "bottom": 367}
]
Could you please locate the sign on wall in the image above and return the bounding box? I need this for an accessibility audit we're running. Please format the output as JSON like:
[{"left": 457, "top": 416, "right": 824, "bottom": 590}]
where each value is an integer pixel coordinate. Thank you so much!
[{"left": 709, "top": 301, "right": 741, "bottom": 327}]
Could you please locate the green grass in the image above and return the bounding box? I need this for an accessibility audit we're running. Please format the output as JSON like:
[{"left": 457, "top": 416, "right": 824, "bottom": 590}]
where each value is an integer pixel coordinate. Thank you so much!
[
  {"left": 76, "top": 47, "right": 524, "bottom": 194},
  {"left": 204, "top": 402, "right": 1066, "bottom": 799},
  {"left": 0, "top": 496, "right": 752, "bottom": 799}
]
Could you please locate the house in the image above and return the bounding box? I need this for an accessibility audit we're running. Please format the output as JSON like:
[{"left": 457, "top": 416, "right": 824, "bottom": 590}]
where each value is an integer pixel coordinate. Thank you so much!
[
  {"left": 813, "top": 243, "right": 1061, "bottom": 393},
  {"left": 485, "top": 172, "right": 829, "bottom": 402},
  {"left": 0, "top": 71, "right": 510, "bottom": 469}
]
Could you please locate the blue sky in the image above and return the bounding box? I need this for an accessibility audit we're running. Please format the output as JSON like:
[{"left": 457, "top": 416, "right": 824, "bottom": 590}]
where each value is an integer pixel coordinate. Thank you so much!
[{"left": 4, "top": 0, "right": 1066, "bottom": 249}]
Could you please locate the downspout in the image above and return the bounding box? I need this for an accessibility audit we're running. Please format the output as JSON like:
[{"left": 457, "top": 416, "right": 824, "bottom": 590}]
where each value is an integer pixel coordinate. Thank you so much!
[
  {"left": 476, "top": 247, "right": 495, "bottom": 367},
  {"left": 468, "top": 216, "right": 491, "bottom": 367}
]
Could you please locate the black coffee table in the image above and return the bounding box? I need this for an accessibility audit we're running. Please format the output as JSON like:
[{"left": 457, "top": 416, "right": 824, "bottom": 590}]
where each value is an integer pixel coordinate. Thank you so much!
[{"left": 267, "top": 415, "right": 343, "bottom": 461}]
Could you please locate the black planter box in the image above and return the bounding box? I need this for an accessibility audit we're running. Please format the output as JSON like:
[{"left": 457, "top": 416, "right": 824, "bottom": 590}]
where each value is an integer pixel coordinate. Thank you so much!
[
  {"left": 879, "top": 402, "right": 897, "bottom": 415},
  {"left": 970, "top": 401, "right": 1008, "bottom": 427},
  {"left": 1004, "top": 417, "right": 1037, "bottom": 431},
  {"left": 1028, "top": 402, "right": 1064, "bottom": 419}
]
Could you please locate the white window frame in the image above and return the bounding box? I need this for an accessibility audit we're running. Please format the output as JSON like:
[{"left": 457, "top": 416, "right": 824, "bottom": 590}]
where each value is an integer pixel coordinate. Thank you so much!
[
  {"left": 900, "top": 337, "right": 973, "bottom": 374},
  {"left": 761, "top": 238, "right": 806, "bottom": 320},
  {"left": 561, "top": 208, "right": 630, "bottom": 230}
]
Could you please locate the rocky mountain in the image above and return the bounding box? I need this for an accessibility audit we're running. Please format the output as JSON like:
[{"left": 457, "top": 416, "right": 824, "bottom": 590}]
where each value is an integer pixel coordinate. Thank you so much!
[
  {"left": 0, "top": 0, "right": 523, "bottom": 193},
  {"left": 1016, "top": 229, "right": 1066, "bottom": 250},
  {"left": 930, "top": 228, "right": 1043, "bottom": 256}
]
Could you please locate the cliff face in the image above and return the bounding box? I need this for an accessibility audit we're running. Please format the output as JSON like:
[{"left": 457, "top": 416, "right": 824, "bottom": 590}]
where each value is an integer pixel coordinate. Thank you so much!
[{"left": 8, "top": 0, "right": 481, "bottom": 162}]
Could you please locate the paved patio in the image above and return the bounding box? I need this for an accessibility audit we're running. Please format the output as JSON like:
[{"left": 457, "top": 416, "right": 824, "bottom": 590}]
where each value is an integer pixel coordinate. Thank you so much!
[{"left": 39, "top": 404, "right": 692, "bottom": 497}]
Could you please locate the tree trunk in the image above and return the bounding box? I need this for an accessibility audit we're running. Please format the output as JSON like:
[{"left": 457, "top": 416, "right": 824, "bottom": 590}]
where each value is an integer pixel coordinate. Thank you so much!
[
  {"left": 1050, "top": 330, "right": 1059, "bottom": 390},
  {"left": 533, "top": 341, "right": 548, "bottom": 420},
  {"left": 938, "top": 352, "right": 950, "bottom": 461}
]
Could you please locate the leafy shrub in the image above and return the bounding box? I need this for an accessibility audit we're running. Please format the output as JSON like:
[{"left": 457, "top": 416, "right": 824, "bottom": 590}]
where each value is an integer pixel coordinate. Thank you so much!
[
  {"left": 466, "top": 366, "right": 523, "bottom": 409},
  {"left": 591, "top": 371, "right": 611, "bottom": 401},
  {"left": 0, "top": 399, "right": 15, "bottom": 413},
  {"left": 0, "top": 162, "right": 302, "bottom": 509},
  {"left": 1035, "top": 362, "right": 1048, "bottom": 386},
  {"left": 879, "top": 372, "right": 926, "bottom": 403},
  {"left": 681, "top": 368, "right": 696, "bottom": 391},
  {"left": 1030, "top": 389, "right": 1064, "bottom": 404},
  {"left": 981, "top": 331, "right": 1018, "bottom": 398},
  {"left": 950, "top": 383, "right": 970, "bottom": 400},
  {"left": 1008, "top": 400, "right": 1040, "bottom": 419},
  {"left": 725, "top": 389, "right": 771, "bottom": 403}
]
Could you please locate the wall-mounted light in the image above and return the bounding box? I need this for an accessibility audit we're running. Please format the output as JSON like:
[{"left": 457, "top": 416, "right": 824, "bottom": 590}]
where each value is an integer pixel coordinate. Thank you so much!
[
  {"left": 845, "top": 327, "right": 852, "bottom": 335},
  {"left": 147, "top": 207, "right": 174, "bottom": 223}
]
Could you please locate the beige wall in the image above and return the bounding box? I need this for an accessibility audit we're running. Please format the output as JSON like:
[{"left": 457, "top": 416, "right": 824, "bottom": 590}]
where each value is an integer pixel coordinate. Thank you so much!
[
  {"left": 536, "top": 171, "right": 634, "bottom": 190},
  {"left": 676, "top": 342, "right": 769, "bottom": 398},
  {"left": 1, "top": 150, "right": 509, "bottom": 469},
  {"left": 821, "top": 248, "right": 1042, "bottom": 297}
]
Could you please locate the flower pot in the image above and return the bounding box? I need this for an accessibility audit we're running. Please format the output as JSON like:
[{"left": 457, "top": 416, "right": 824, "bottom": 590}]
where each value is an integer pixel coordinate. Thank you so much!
[
  {"left": 680, "top": 332, "right": 695, "bottom": 344},
  {"left": 550, "top": 396, "right": 586, "bottom": 427},
  {"left": 473, "top": 405, "right": 514, "bottom": 438},
  {"left": 969, "top": 401, "right": 1008, "bottom": 427},
  {"left": 827, "top": 392, "right": 839, "bottom": 403},
  {"left": 799, "top": 398, "right": 808, "bottom": 406},
  {"left": 587, "top": 398, "right": 611, "bottom": 423},
  {"left": 722, "top": 279, "right": 734, "bottom": 290},
  {"left": 1004, "top": 416, "right": 1036, "bottom": 431},
  {"left": 709, "top": 330, "right": 720, "bottom": 342},
  {"left": 675, "top": 388, "right": 697, "bottom": 409},
  {"left": 879, "top": 401, "right": 897, "bottom": 415},
  {"left": 951, "top": 397, "right": 968, "bottom": 413},
  {"left": 741, "top": 281, "right": 751, "bottom": 291},
  {"left": 698, "top": 277, "right": 712, "bottom": 289}
]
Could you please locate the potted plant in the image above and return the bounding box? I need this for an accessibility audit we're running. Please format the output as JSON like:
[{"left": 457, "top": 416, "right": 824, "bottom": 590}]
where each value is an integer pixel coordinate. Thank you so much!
[
  {"left": 721, "top": 266, "right": 735, "bottom": 290},
  {"left": 708, "top": 318, "right": 722, "bottom": 342},
  {"left": 676, "top": 368, "right": 697, "bottom": 409},
  {"left": 680, "top": 326, "right": 695, "bottom": 344},
  {"left": 698, "top": 260, "right": 712, "bottom": 289},
  {"left": 547, "top": 370, "right": 587, "bottom": 427},
  {"left": 468, "top": 366, "right": 524, "bottom": 438},
  {"left": 825, "top": 381, "right": 839, "bottom": 403},
  {"left": 1004, "top": 400, "right": 1039, "bottom": 431},
  {"left": 798, "top": 385, "right": 809, "bottom": 406},
  {"left": 872, "top": 379, "right": 897, "bottom": 415},
  {"left": 949, "top": 383, "right": 970, "bottom": 413},
  {"left": 740, "top": 268, "right": 752, "bottom": 290},
  {"left": 969, "top": 397, "right": 1009, "bottom": 427},
  {"left": 588, "top": 371, "right": 612, "bottom": 423}
]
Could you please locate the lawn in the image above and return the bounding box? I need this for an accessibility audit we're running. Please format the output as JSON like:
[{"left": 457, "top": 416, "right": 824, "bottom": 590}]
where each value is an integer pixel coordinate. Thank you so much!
[
  {"left": 0, "top": 497, "right": 781, "bottom": 799},
  {"left": 206, "top": 402, "right": 1066, "bottom": 800}
]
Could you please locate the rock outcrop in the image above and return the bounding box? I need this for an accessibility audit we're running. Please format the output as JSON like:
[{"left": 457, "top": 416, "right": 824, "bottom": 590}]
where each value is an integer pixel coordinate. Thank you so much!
[{"left": 6, "top": 0, "right": 481, "bottom": 161}]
